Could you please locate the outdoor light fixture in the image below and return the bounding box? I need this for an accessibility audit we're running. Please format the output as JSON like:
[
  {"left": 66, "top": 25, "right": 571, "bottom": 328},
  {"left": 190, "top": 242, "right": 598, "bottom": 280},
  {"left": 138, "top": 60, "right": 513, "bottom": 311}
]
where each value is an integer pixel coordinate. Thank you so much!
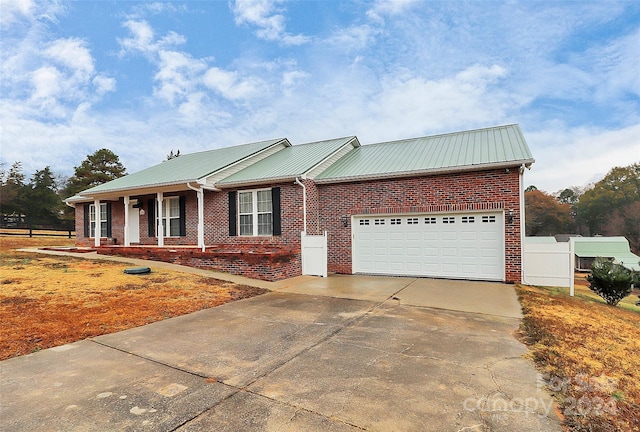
[
  {"left": 508, "top": 209, "right": 514, "bottom": 224},
  {"left": 341, "top": 215, "right": 349, "bottom": 227}
]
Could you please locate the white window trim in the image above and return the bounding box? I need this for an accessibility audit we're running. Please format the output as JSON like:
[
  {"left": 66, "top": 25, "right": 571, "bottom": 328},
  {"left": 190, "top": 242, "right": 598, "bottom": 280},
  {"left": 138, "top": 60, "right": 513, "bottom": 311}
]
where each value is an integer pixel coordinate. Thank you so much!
[
  {"left": 238, "top": 188, "right": 273, "bottom": 237},
  {"left": 157, "top": 196, "right": 181, "bottom": 237},
  {"left": 89, "top": 203, "right": 108, "bottom": 238}
]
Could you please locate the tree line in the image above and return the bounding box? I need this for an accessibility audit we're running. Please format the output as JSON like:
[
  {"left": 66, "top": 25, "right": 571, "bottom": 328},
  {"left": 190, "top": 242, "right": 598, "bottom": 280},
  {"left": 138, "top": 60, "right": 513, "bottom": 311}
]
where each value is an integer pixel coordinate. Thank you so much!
[
  {"left": 0, "top": 149, "right": 126, "bottom": 229},
  {"left": 525, "top": 163, "right": 640, "bottom": 253}
]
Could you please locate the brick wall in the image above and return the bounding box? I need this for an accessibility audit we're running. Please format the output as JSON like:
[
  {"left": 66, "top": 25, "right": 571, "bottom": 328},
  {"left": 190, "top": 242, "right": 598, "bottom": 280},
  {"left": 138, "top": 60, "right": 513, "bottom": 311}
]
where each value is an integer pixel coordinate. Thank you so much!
[
  {"left": 201, "top": 182, "right": 305, "bottom": 248},
  {"left": 303, "top": 178, "right": 322, "bottom": 235},
  {"left": 98, "top": 245, "right": 300, "bottom": 281},
  {"left": 317, "top": 168, "right": 523, "bottom": 283}
]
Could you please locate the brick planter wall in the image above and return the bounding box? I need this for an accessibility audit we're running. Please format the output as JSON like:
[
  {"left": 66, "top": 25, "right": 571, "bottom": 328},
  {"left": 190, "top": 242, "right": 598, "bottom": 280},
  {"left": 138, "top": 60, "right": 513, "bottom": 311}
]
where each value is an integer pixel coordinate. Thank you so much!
[
  {"left": 317, "top": 168, "right": 523, "bottom": 283},
  {"left": 98, "top": 245, "right": 301, "bottom": 281}
]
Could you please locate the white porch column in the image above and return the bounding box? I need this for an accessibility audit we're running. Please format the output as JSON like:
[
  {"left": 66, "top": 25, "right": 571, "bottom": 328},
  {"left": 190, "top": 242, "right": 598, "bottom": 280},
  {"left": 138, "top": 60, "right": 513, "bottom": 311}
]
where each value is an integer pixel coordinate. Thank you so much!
[
  {"left": 196, "top": 188, "right": 205, "bottom": 251},
  {"left": 123, "top": 196, "right": 130, "bottom": 246},
  {"left": 93, "top": 199, "right": 101, "bottom": 247},
  {"left": 157, "top": 192, "right": 164, "bottom": 247}
]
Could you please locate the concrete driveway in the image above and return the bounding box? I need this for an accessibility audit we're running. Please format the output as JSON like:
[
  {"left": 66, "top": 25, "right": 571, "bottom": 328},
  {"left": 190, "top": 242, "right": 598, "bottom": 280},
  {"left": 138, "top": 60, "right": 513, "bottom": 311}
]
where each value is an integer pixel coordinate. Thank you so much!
[{"left": 0, "top": 274, "right": 560, "bottom": 431}]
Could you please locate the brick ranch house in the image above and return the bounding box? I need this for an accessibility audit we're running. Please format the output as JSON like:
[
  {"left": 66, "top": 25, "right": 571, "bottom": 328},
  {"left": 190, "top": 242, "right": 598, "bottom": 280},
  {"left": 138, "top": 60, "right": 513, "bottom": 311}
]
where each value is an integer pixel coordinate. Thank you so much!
[{"left": 65, "top": 124, "right": 534, "bottom": 283}]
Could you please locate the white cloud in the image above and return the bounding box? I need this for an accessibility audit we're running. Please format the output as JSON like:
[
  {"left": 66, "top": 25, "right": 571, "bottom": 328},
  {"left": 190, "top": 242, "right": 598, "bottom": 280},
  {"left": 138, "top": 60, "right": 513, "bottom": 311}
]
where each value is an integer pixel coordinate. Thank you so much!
[
  {"left": 281, "top": 70, "right": 308, "bottom": 88},
  {"left": 44, "top": 38, "right": 94, "bottom": 75},
  {"left": 202, "top": 67, "right": 265, "bottom": 100},
  {"left": 0, "top": 0, "right": 64, "bottom": 28},
  {"left": 366, "top": 0, "right": 419, "bottom": 23},
  {"left": 0, "top": 0, "right": 36, "bottom": 26},
  {"left": 231, "top": 0, "right": 310, "bottom": 46},
  {"left": 589, "top": 27, "right": 640, "bottom": 101},
  {"left": 30, "top": 65, "right": 62, "bottom": 100},
  {"left": 118, "top": 19, "right": 186, "bottom": 57},
  {"left": 92, "top": 75, "right": 116, "bottom": 96},
  {"left": 154, "top": 50, "right": 208, "bottom": 104},
  {"left": 325, "top": 24, "right": 378, "bottom": 51}
]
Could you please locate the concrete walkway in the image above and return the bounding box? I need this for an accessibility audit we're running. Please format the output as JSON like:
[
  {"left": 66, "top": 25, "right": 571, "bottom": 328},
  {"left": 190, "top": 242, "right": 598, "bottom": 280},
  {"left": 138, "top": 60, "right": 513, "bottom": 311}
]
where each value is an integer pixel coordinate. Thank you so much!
[{"left": 1, "top": 250, "right": 560, "bottom": 431}]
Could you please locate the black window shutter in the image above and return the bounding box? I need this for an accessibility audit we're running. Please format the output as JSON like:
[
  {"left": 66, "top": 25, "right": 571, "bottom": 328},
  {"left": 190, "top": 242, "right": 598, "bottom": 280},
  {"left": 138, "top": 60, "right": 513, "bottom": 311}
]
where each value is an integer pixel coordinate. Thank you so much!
[
  {"left": 228, "top": 191, "right": 237, "bottom": 236},
  {"left": 106, "top": 202, "right": 112, "bottom": 238},
  {"left": 272, "top": 187, "right": 281, "bottom": 236},
  {"left": 179, "top": 195, "right": 186, "bottom": 236},
  {"left": 148, "top": 199, "right": 156, "bottom": 237},
  {"left": 83, "top": 204, "right": 90, "bottom": 237}
]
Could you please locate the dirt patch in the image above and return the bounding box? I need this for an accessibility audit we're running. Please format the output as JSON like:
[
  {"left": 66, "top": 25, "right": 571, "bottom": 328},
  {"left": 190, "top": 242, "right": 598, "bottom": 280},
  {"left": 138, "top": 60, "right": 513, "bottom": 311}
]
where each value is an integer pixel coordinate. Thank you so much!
[
  {"left": 0, "top": 236, "right": 268, "bottom": 360},
  {"left": 517, "top": 284, "right": 640, "bottom": 431}
]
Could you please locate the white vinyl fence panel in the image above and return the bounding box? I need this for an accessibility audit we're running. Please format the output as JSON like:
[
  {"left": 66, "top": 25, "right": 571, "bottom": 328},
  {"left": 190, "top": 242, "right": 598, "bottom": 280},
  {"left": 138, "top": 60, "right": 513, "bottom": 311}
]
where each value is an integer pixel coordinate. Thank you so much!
[
  {"left": 523, "top": 238, "right": 574, "bottom": 290},
  {"left": 301, "top": 231, "right": 327, "bottom": 277}
]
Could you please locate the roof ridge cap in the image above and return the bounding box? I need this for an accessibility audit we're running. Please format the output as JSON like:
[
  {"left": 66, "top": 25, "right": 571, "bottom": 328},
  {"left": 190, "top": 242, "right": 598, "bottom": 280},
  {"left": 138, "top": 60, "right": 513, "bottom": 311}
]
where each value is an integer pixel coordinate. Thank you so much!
[{"left": 361, "top": 124, "right": 521, "bottom": 147}]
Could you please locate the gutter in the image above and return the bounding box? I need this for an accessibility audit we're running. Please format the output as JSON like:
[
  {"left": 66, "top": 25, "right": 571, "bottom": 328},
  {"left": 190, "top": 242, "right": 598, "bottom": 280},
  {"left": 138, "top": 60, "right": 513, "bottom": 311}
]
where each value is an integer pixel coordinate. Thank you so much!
[
  {"left": 314, "top": 159, "right": 536, "bottom": 185},
  {"left": 294, "top": 177, "right": 307, "bottom": 233}
]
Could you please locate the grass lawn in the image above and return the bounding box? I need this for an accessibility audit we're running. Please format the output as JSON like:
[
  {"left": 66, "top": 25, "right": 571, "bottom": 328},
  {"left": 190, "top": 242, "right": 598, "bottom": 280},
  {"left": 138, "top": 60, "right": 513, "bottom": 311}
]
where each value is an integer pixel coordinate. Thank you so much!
[
  {"left": 517, "top": 283, "right": 640, "bottom": 432},
  {"left": 0, "top": 236, "right": 267, "bottom": 360}
]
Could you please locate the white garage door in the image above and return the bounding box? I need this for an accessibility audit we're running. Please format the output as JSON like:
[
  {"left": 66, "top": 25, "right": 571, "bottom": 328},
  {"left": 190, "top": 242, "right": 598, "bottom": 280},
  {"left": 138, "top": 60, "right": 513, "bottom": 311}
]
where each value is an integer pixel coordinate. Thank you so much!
[{"left": 353, "top": 212, "right": 504, "bottom": 281}]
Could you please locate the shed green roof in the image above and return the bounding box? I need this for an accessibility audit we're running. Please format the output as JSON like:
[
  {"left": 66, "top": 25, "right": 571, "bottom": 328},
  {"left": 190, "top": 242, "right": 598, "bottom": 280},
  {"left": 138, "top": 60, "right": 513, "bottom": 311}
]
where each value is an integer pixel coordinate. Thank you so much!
[
  {"left": 218, "top": 136, "right": 357, "bottom": 186},
  {"left": 573, "top": 237, "right": 640, "bottom": 271},
  {"left": 315, "top": 124, "right": 534, "bottom": 183},
  {"left": 72, "top": 138, "right": 288, "bottom": 197}
]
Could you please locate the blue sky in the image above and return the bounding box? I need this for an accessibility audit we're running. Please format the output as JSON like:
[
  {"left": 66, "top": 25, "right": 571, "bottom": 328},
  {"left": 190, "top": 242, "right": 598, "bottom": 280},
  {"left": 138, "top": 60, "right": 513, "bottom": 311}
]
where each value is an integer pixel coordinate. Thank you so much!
[{"left": 1, "top": 0, "right": 639, "bottom": 194}]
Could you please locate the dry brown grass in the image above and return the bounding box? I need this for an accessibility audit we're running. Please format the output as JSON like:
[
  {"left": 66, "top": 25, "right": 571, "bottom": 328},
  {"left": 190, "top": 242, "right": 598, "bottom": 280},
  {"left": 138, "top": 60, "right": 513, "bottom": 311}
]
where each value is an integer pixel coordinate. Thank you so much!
[
  {"left": 517, "top": 284, "right": 640, "bottom": 431},
  {"left": 0, "top": 236, "right": 267, "bottom": 360}
]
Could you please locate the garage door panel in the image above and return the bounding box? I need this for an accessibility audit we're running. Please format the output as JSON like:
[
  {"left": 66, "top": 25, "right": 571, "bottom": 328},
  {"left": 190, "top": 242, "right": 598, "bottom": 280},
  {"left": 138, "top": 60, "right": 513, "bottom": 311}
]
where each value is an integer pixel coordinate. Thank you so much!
[
  {"left": 374, "top": 247, "right": 387, "bottom": 257},
  {"left": 373, "top": 232, "right": 387, "bottom": 241},
  {"left": 461, "top": 264, "right": 478, "bottom": 274},
  {"left": 442, "top": 231, "right": 457, "bottom": 240},
  {"left": 461, "top": 247, "right": 478, "bottom": 258},
  {"left": 460, "top": 231, "right": 478, "bottom": 241},
  {"left": 423, "top": 247, "right": 438, "bottom": 257},
  {"left": 442, "top": 247, "right": 457, "bottom": 257},
  {"left": 423, "top": 232, "right": 438, "bottom": 241},
  {"left": 354, "top": 212, "right": 504, "bottom": 281},
  {"left": 442, "top": 263, "right": 459, "bottom": 274},
  {"left": 481, "top": 248, "right": 499, "bottom": 258},
  {"left": 359, "top": 232, "right": 372, "bottom": 241},
  {"left": 374, "top": 261, "right": 388, "bottom": 271},
  {"left": 407, "top": 247, "right": 421, "bottom": 257}
]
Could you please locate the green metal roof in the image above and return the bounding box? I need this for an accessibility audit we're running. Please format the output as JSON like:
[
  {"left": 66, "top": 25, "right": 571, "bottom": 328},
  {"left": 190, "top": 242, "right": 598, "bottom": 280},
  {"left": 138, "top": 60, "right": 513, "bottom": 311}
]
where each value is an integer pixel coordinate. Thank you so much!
[
  {"left": 73, "top": 138, "right": 288, "bottom": 197},
  {"left": 315, "top": 124, "right": 534, "bottom": 183},
  {"left": 218, "top": 136, "right": 357, "bottom": 185},
  {"left": 574, "top": 237, "right": 640, "bottom": 271}
]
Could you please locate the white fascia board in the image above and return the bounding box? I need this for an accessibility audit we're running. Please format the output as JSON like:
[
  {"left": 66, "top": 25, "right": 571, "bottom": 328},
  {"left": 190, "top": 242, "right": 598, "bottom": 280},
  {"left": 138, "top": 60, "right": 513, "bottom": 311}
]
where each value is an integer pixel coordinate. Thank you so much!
[
  {"left": 305, "top": 137, "right": 361, "bottom": 180},
  {"left": 200, "top": 140, "right": 290, "bottom": 187}
]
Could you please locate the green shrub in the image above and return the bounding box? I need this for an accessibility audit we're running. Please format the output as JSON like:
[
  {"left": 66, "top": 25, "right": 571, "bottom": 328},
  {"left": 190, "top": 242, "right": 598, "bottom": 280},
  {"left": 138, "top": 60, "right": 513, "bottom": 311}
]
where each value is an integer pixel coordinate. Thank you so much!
[{"left": 587, "top": 257, "right": 634, "bottom": 306}]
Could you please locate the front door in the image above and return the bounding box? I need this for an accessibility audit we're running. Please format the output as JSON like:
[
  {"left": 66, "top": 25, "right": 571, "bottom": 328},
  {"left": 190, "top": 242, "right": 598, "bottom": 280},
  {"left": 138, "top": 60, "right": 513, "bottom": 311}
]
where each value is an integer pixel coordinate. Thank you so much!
[{"left": 128, "top": 203, "right": 140, "bottom": 243}]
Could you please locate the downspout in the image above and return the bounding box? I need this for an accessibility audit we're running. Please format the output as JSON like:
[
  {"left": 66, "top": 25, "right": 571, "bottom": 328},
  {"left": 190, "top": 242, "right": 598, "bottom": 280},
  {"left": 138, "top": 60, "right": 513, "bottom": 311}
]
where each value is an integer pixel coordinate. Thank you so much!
[
  {"left": 294, "top": 177, "right": 307, "bottom": 234},
  {"left": 187, "top": 182, "right": 206, "bottom": 252},
  {"left": 519, "top": 164, "right": 526, "bottom": 284}
]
